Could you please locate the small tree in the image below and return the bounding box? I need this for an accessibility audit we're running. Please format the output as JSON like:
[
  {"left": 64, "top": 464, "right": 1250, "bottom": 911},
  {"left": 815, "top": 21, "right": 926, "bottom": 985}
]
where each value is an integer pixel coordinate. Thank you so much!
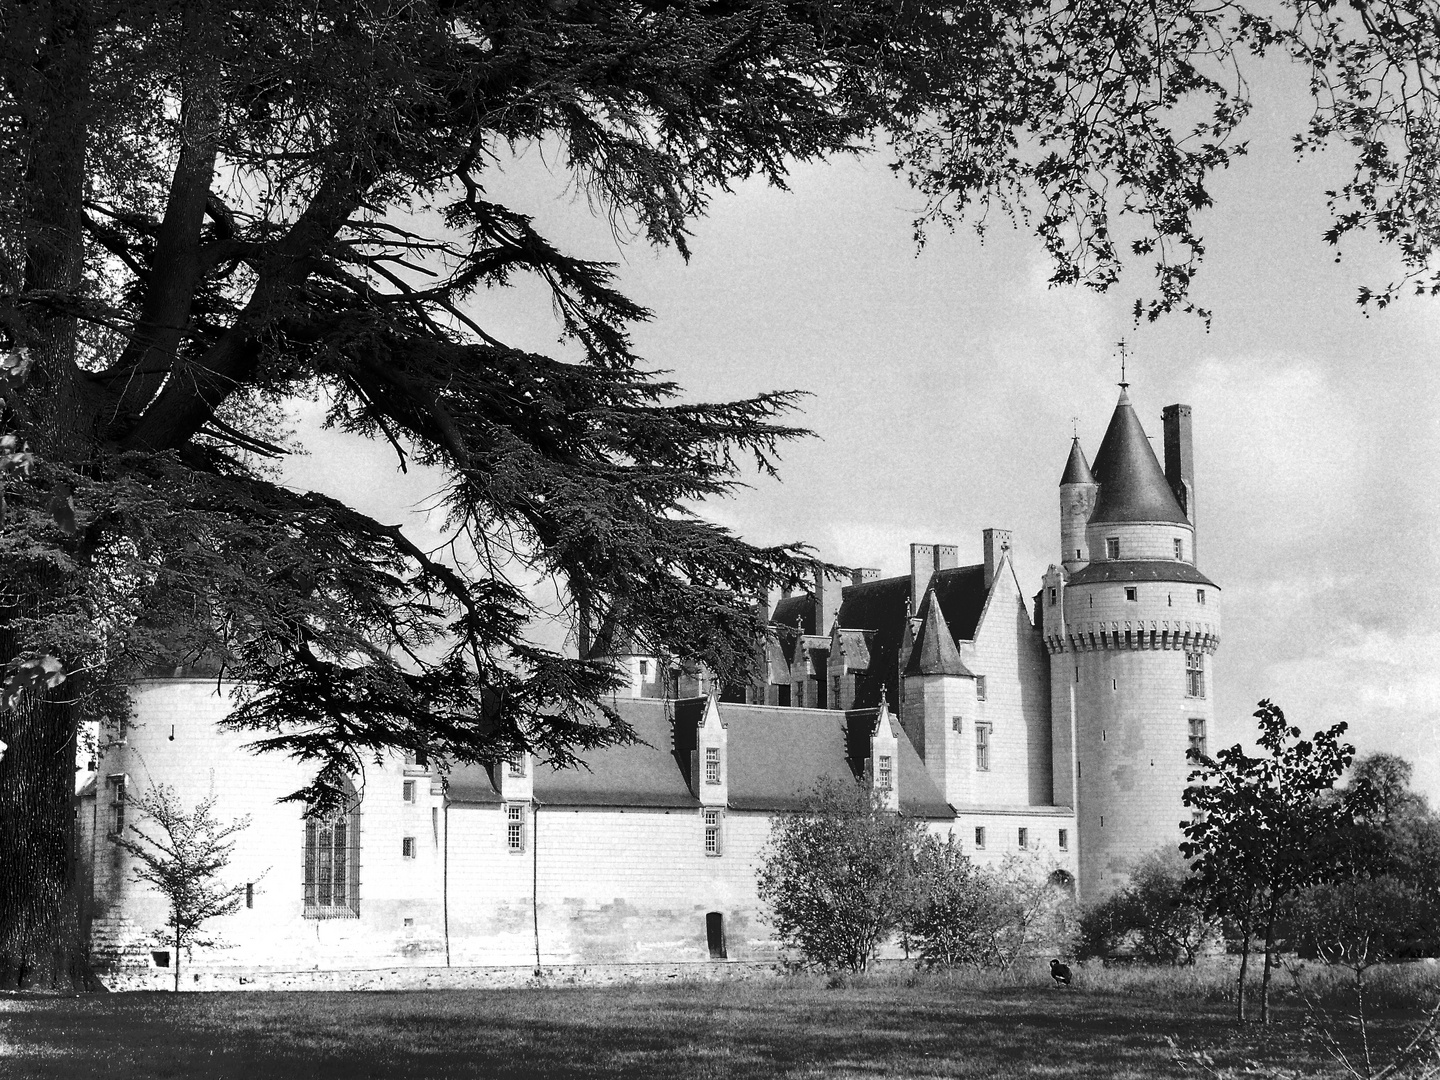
[
  {"left": 114, "top": 785, "right": 251, "bottom": 991},
  {"left": 1080, "top": 848, "right": 1217, "bottom": 965},
  {"left": 1182, "top": 700, "right": 1353, "bottom": 1023},
  {"left": 985, "top": 856, "right": 1080, "bottom": 971},
  {"left": 756, "top": 779, "right": 922, "bottom": 972},
  {"left": 906, "top": 833, "right": 1012, "bottom": 969}
]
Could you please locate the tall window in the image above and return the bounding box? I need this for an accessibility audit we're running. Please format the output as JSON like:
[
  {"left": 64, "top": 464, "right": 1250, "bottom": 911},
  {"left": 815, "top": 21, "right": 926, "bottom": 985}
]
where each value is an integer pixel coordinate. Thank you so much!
[
  {"left": 106, "top": 775, "right": 126, "bottom": 836},
  {"left": 704, "top": 747, "right": 721, "bottom": 784},
  {"left": 304, "top": 776, "right": 361, "bottom": 918},
  {"left": 951, "top": 715, "right": 962, "bottom": 734},
  {"left": 876, "top": 755, "right": 892, "bottom": 791},
  {"left": 974, "top": 826, "right": 986, "bottom": 849},
  {"left": 1105, "top": 537, "right": 1120, "bottom": 560},
  {"left": 975, "top": 675, "right": 987, "bottom": 701},
  {"left": 402, "top": 779, "right": 416, "bottom": 803},
  {"left": 1186, "top": 652, "right": 1206, "bottom": 698},
  {"left": 1188, "top": 717, "right": 1207, "bottom": 758},
  {"left": 1174, "top": 538, "right": 1185, "bottom": 561},
  {"left": 1058, "top": 828, "right": 1069, "bottom": 851},
  {"left": 975, "top": 723, "right": 992, "bottom": 771},
  {"left": 1196, "top": 588, "right": 1206, "bottom": 605},
  {"left": 401, "top": 836, "right": 416, "bottom": 859},
  {"left": 1125, "top": 587, "right": 1137, "bottom": 602},
  {"left": 508, "top": 755, "right": 526, "bottom": 778},
  {"left": 703, "top": 808, "right": 723, "bottom": 855},
  {"left": 507, "top": 804, "right": 526, "bottom": 853},
  {"left": 1017, "top": 827, "right": 1029, "bottom": 849}
]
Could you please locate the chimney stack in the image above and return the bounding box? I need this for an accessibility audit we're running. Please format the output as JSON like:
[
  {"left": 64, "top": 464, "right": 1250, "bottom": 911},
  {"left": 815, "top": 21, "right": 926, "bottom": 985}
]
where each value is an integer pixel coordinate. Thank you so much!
[
  {"left": 1162, "top": 404, "right": 1196, "bottom": 553},
  {"left": 983, "top": 528, "right": 1012, "bottom": 590},
  {"left": 910, "top": 543, "right": 936, "bottom": 612},
  {"left": 851, "top": 568, "right": 881, "bottom": 587},
  {"left": 813, "top": 563, "right": 841, "bottom": 636}
]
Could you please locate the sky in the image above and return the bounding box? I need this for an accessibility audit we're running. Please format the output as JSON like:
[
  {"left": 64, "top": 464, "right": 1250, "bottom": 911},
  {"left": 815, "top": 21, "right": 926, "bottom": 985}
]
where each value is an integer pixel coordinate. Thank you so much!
[{"left": 285, "top": 58, "right": 1440, "bottom": 806}]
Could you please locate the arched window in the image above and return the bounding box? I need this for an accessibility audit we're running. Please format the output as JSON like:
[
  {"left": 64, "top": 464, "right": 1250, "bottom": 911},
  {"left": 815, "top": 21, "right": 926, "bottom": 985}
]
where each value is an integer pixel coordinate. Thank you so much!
[{"left": 303, "top": 776, "right": 361, "bottom": 919}]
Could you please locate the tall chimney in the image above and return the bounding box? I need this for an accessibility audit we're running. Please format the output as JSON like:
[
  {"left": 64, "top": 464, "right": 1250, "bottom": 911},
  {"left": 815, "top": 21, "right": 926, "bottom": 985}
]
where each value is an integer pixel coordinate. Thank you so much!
[
  {"left": 813, "top": 563, "right": 841, "bottom": 636},
  {"left": 982, "top": 528, "right": 1012, "bottom": 590},
  {"left": 910, "top": 543, "right": 936, "bottom": 611},
  {"left": 933, "top": 544, "right": 959, "bottom": 572},
  {"left": 1162, "top": 404, "right": 1196, "bottom": 554}
]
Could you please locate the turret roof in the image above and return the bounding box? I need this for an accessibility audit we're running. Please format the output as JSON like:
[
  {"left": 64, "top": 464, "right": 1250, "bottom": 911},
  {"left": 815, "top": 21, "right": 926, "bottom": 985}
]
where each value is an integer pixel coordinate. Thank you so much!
[
  {"left": 1059, "top": 438, "right": 1096, "bottom": 486},
  {"left": 1090, "top": 390, "right": 1190, "bottom": 525},
  {"left": 903, "top": 587, "right": 974, "bottom": 678}
]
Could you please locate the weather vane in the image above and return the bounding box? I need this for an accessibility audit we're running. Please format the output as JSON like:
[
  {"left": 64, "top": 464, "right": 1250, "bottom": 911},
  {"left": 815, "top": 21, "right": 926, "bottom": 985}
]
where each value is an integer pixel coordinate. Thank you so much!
[
  {"left": 1071, "top": 415, "right": 1079, "bottom": 439},
  {"left": 1117, "top": 338, "right": 1130, "bottom": 389}
]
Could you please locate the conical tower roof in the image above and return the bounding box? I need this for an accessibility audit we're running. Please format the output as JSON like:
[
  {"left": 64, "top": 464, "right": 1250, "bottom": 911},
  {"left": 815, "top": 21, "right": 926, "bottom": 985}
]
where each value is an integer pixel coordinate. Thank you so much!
[
  {"left": 1059, "top": 438, "right": 1096, "bottom": 486},
  {"left": 903, "top": 587, "right": 973, "bottom": 677},
  {"left": 1090, "top": 390, "right": 1189, "bottom": 525}
]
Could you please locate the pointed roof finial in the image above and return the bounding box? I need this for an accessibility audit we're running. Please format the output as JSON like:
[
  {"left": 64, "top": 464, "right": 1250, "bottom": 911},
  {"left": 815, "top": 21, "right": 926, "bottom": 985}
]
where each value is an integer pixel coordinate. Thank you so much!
[
  {"left": 877, "top": 684, "right": 888, "bottom": 712},
  {"left": 1117, "top": 338, "right": 1130, "bottom": 391}
]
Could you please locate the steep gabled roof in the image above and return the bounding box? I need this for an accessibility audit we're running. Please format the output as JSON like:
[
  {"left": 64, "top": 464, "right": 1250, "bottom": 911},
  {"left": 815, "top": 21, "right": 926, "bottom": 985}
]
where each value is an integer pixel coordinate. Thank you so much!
[
  {"left": 448, "top": 696, "right": 701, "bottom": 809},
  {"left": 770, "top": 593, "right": 816, "bottom": 636},
  {"left": 831, "top": 564, "right": 988, "bottom": 707},
  {"left": 903, "top": 588, "right": 973, "bottom": 677},
  {"left": 722, "top": 704, "right": 953, "bottom": 818},
  {"left": 1090, "top": 390, "right": 1189, "bottom": 525},
  {"left": 1059, "top": 438, "right": 1096, "bottom": 486}
]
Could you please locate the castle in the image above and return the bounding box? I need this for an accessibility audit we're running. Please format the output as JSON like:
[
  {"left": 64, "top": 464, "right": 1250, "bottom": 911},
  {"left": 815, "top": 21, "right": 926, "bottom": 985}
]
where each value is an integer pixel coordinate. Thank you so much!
[{"left": 76, "top": 388, "right": 1219, "bottom": 980}]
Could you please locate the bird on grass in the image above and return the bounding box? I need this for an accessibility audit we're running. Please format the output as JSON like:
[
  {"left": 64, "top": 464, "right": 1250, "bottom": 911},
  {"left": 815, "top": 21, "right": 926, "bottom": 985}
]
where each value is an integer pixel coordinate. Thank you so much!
[{"left": 1050, "top": 958, "right": 1073, "bottom": 987}]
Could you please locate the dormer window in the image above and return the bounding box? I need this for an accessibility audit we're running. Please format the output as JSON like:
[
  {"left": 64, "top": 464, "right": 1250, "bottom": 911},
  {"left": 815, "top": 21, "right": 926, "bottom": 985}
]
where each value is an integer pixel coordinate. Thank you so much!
[
  {"left": 508, "top": 755, "right": 526, "bottom": 778},
  {"left": 704, "top": 747, "right": 721, "bottom": 785},
  {"left": 1048, "top": 587, "right": 1057, "bottom": 605},
  {"left": 1105, "top": 537, "right": 1120, "bottom": 560},
  {"left": 639, "top": 659, "right": 649, "bottom": 679},
  {"left": 876, "top": 755, "right": 893, "bottom": 791}
]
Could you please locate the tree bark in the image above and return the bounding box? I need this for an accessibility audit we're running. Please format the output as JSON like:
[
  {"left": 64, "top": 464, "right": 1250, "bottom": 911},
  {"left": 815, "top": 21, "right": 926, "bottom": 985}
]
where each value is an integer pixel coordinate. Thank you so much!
[
  {"left": 1260, "top": 903, "right": 1277, "bottom": 1025},
  {"left": 1236, "top": 922, "right": 1250, "bottom": 1023},
  {"left": 0, "top": 0, "right": 95, "bottom": 992}
]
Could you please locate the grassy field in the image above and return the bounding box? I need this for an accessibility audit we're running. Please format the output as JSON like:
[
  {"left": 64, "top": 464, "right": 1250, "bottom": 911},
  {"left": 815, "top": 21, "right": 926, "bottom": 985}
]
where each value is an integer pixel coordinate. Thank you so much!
[{"left": 2, "top": 962, "right": 1436, "bottom": 1080}]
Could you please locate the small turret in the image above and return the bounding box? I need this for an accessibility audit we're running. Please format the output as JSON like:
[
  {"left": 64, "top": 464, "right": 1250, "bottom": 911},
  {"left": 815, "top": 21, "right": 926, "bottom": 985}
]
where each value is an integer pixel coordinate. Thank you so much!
[{"left": 1059, "top": 438, "right": 1098, "bottom": 574}]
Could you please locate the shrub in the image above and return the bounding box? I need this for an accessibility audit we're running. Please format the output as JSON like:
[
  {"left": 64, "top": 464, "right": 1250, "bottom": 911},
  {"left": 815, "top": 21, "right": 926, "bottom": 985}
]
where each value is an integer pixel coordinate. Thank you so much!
[
  {"left": 1079, "top": 848, "right": 1217, "bottom": 965},
  {"left": 905, "top": 834, "right": 1011, "bottom": 968},
  {"left": 756, "top": 779, "right": 923, "bottom": 972}
]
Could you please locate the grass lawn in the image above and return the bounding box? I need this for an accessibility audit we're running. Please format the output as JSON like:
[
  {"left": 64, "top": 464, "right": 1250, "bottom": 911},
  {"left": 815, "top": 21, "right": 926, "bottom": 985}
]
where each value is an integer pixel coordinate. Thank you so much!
[{"left": 0, "top": 969, "right": 1376, "bottom": 1080}]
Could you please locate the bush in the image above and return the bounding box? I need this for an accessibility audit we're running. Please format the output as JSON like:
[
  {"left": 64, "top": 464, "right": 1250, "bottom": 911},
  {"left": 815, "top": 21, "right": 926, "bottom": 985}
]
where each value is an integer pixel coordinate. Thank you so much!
[
  {"left": 905, "top": 833, "right": 1012, "bottom": 968},
  {"left": 756, "top": 779, "right": 922, "bottom": 971},
  {"left": 1078, "top": 848, "right": 1217, "bottom": 965}
]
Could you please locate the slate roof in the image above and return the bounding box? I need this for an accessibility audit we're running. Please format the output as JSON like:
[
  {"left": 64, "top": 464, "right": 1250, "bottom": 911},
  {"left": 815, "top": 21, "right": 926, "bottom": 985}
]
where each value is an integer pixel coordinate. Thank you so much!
[
  {"left": 448, "top": 696, "right": 700, "bottom": 809},
  {"left": 1059, "top": 438, "right": 1096, "bottom": 486},
  {"left": 1066, "top": 560, "right": 1218, "bottom": 589},
  {"left": 447, "top": 696, "right": 954, "bottom": 819},
  {"left": 1090, "top": 390, "right": 1190, "bottom": 525},
  {"left": 724, "top": 703, "right": 953, "bottom": 818},
  {"left": 831, "top": 565, "right": 988, "bottom": 707},
  {"left": 903, "top": 588, "right": 973, "bottom": 677}
]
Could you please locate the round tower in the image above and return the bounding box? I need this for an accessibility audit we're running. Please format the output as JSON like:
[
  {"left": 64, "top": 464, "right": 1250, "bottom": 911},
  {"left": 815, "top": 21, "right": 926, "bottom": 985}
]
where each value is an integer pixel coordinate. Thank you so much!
[
  {"left": 1041, "top": 390, "right": 1220, "bottom": 900},
  {"left": 1059, "top": 438, "right": 1098, "bottom": 575}
]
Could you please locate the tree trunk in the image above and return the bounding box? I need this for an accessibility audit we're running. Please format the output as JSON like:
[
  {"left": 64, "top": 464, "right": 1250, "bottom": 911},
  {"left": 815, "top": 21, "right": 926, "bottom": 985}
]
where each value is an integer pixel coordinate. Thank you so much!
[
  {"left": 0, "top": 688, "right": 86, "bottom": 989},
  {"left": 174, "top": 925, "right": 181, "bottom": 993},
  {"left": 1260, "top": 905, "right": 1277, "bottom": 1025},
  {"left": 1236, "top": 924, "right": 1251, "bottom": 1023},
  {"left": 0, "top": 0, "right": 96, "bottom": 991}
]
